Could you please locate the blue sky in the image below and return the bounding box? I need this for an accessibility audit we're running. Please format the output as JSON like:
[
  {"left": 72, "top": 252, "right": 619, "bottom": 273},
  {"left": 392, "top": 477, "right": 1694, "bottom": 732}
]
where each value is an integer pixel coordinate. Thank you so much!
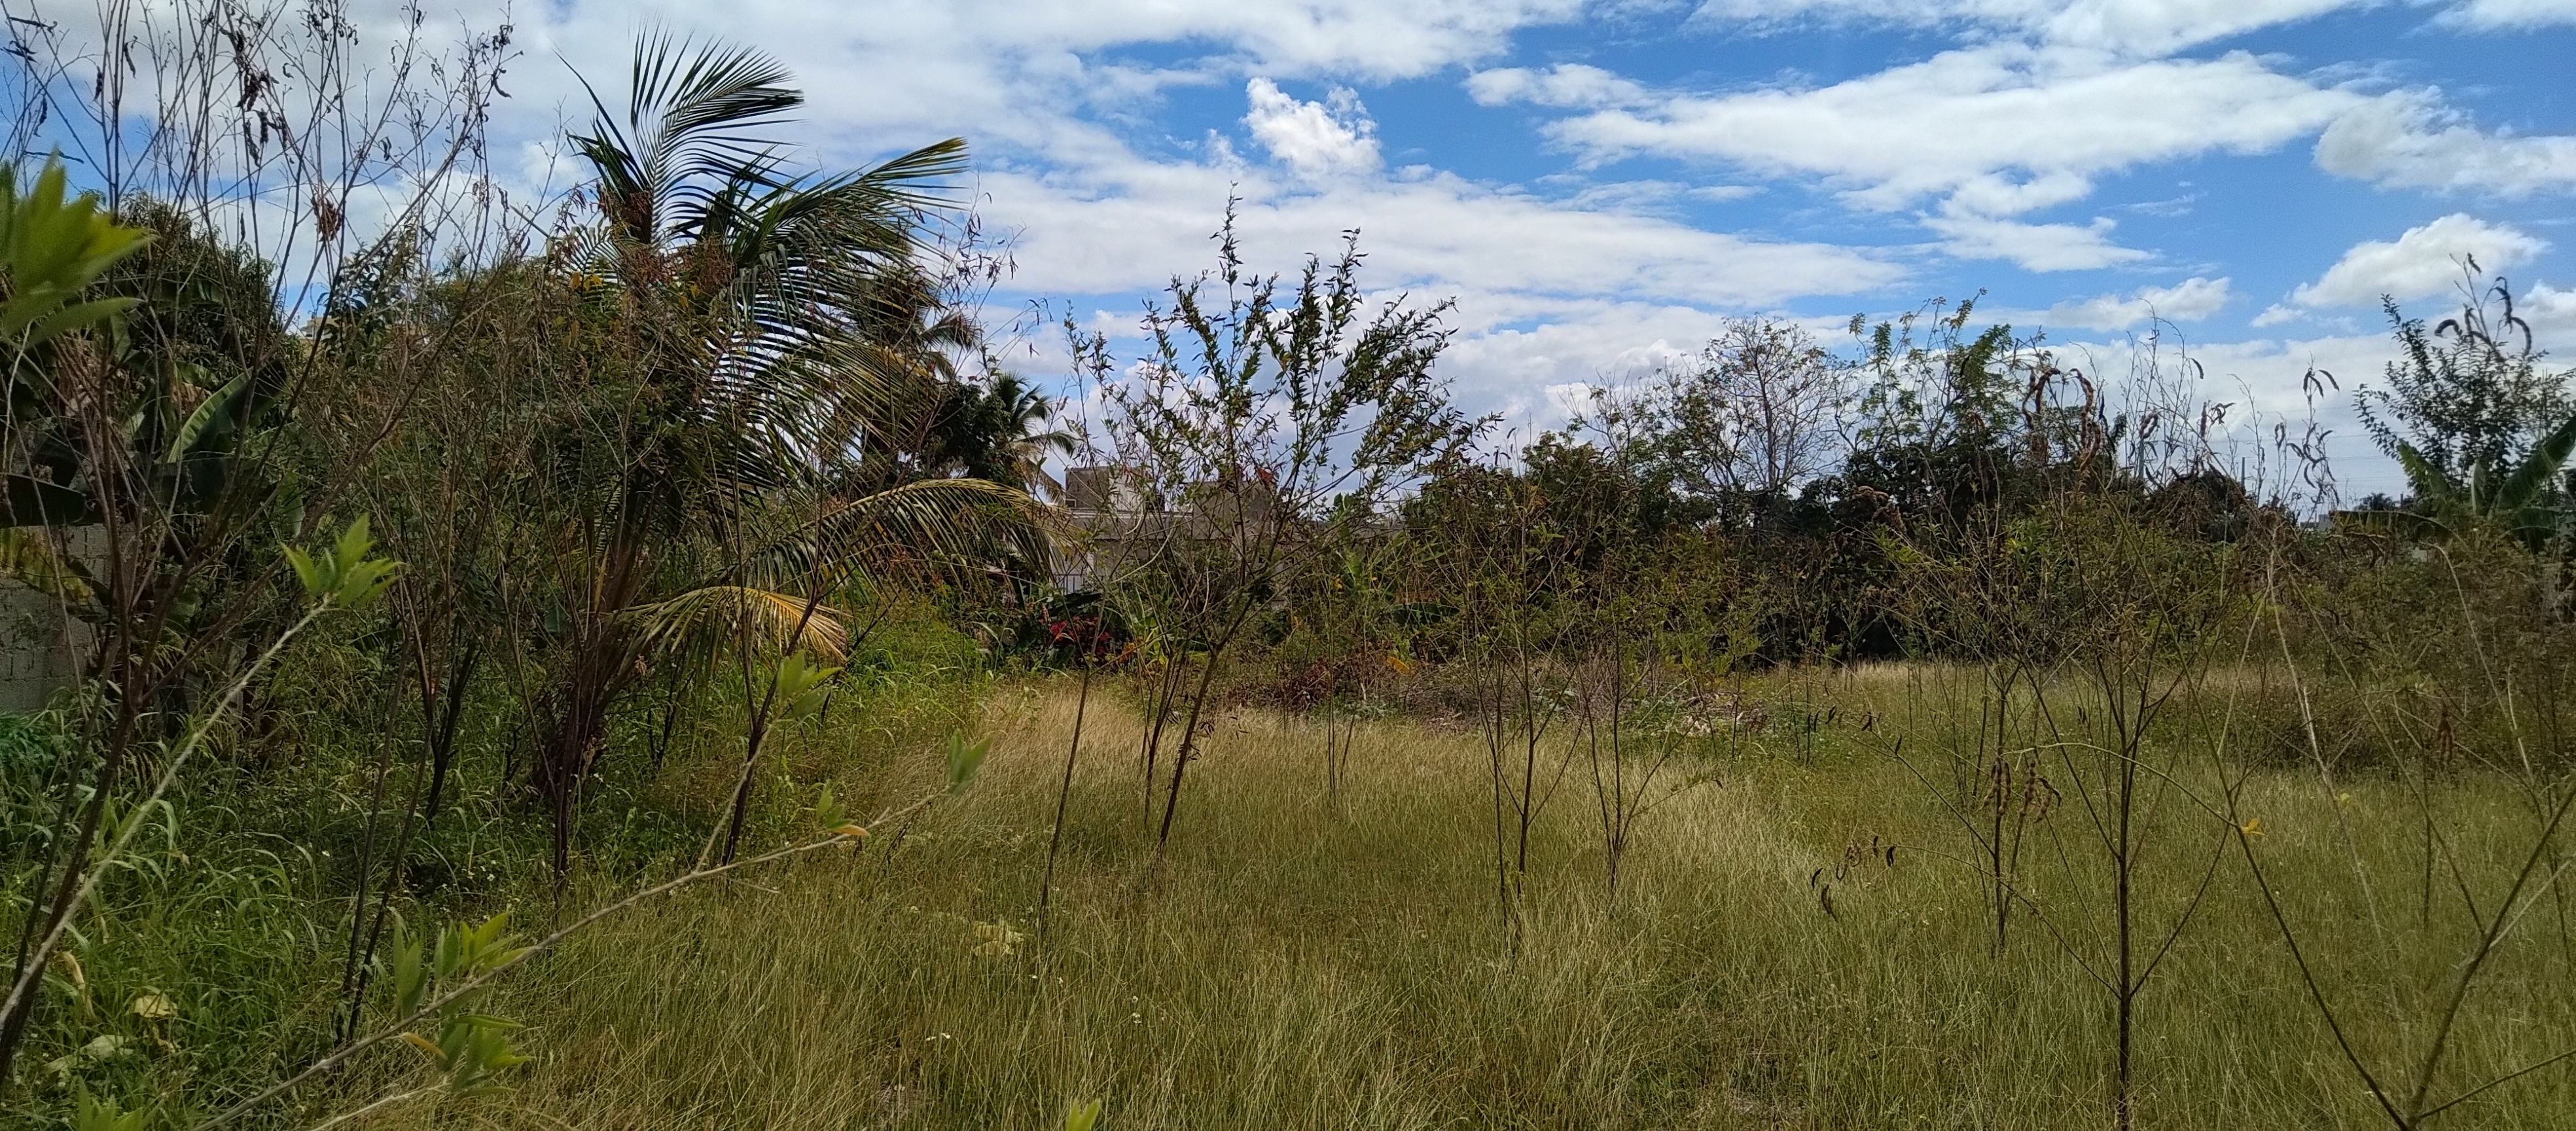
[
  {"left": 696, "top": 0, "right": 2562, "bottom": 502},
  {"left": 80, "top": 0, "right": 2576, "bottom": 499}
]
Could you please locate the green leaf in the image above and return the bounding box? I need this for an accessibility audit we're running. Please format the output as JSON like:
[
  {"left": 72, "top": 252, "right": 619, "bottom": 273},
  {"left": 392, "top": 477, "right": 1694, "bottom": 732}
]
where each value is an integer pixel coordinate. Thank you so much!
[
  {"left": 334, "top": 514, "right": 375, "bottom": 566},
  {"left": 772, "top": 651, "right": 842, "bottom": 719},
  {"left": 2393, "top": 442, "right": 2456, "bottom": 503},
  {"left": 945, "top": 733, "right": 990, "bottom": 794},
  {"left": 71, "top": 1088, "right": 149, "bottom": 1131},
  {"left": 164, "top": 374, "right": 248, "bottom": 463},
  {"left": 0, "top": 160, "right": 152, "bottom": 350},
  {"left": 333, "top": 556, "right": 402, "bottom": 610},
  {"left": 391, "top": 931, "right": 428, "bottom": 1020},
  {"left": 808, "top": 783, "right": 848, "bottom": 831},
  {"left": 2499, "top": 408, "right": 2576, "bottom": 514},
  {"left": 20, "top": 296, "right": 138, "bottom": 351},
  {"left": 284, "top": 545, "right": 329, "bottom": 598},
  {"left": 284, "top": 516, "right": 404, "bottom": 608},
  {"left": 1064, "top": 1099, "right": 1103, "bottom": 1131}
]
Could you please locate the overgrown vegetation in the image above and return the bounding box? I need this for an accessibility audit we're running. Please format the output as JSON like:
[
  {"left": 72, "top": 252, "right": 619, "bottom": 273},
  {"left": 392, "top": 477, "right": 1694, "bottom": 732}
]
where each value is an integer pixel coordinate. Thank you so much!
[{"left": 2, "top": 6, "right": 2573, "bottom": 1128}]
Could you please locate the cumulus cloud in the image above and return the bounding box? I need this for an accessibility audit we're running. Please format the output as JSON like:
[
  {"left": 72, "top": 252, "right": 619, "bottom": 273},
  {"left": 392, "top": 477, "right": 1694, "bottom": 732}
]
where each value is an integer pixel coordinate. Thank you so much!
[
  {"left": 492, "top": 0, "right": 1592, "bottom": 175},
  {"left": 2287, "top": 214, "right": 2548, "bottom": 308},
  {"left": 1690, "top": 0, "right": 2360, "bottom": 57},
  {"left": 2043, "top": 277, "right": 2232, "bottom": 330},
  {"left": 980, "top": 165, "right": 1903, "bottom": 305},
  {"left": 1492, "top": 5, "right": 2576, "bottom": 274},
  {"left": 1922, "top": 213, "right": 2152, "bottom": 272},
  {"left": 2316, "top": 92, "right": 2576, "bottom": 196},
  {"left": 1245, "top": 79, "right": 1382, "bottom": 177},
  {"left": 260, "top": 0, "right": 2569, "bottom": 470},
  {"left": 2513, "top": 281, "right": 2576, "bottom": 350},
  {"left": 1501, "top": 41, "right": 2370, "bottom": 265},
  {"left": 1466, "top": 64, "right": 1650, "bottom": 109},
  {"left": 1530, "top": 46, "right": 2354, "bottom": 214},
  {"left": 2439, "top": 0, "right": 2576, "bottom": 29}
]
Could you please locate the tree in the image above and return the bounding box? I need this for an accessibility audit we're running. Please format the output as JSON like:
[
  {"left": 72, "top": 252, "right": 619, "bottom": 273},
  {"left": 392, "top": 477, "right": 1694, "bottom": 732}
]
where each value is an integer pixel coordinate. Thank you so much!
[
  {"left": 2344, "top": 272, "right": 2576, "bottom": 549},
  {"left": 522, "top": 33, "right": 1047, "bottom": 872},
  {"left": 1581, "top": 317, "right": 1850, "bottom": 514},
  {"left": 1075, "top": 215, "right": 1482, "bottom": 848},
  {"left": 919, "top": 374, "right": 1079, "bottom": 496}
]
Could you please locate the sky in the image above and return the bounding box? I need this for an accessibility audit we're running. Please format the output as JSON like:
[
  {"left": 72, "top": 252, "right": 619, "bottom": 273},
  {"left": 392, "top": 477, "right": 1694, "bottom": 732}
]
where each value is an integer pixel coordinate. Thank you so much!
[{"left": 59, "top": 0, "right": 2576, "bottom": 499}]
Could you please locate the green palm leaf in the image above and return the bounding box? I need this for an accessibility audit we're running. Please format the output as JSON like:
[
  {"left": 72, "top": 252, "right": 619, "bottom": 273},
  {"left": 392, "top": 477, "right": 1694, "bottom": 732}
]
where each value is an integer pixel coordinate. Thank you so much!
[
  {"left": 745, "top": 476, "right": 1057, "bottom": 590},
  {"left": 571, "top": 32, "right": 800, "bottom": 247},
  {"left": 625, "top": 584, "right": 849, "bottom": 668}
]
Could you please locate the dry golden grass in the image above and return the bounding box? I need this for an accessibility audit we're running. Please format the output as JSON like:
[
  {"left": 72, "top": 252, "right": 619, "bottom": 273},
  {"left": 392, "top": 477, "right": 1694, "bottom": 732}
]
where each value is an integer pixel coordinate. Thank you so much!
[{"left": 355, "top": 673, "right": 2576, "bottom": 1130}]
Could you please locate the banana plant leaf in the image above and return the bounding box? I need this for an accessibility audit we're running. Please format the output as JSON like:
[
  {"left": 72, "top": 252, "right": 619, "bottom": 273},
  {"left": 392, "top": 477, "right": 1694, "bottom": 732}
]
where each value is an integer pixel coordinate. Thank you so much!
[{"left": 0, "top": 475, "right": 98, "bottom": 527}]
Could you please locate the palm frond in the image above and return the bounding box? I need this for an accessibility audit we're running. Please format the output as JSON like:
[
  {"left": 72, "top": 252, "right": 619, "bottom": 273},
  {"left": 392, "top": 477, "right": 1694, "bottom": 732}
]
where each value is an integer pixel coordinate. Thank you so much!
[
  {"left": 745, "top": 476, "right": 1058, "bottom": 590},
  {"left": 625, "top": 584, "right": 849, "bottom": 668},
  {"left": 571, "top": 31, "right": 802, "bottom": 246}
]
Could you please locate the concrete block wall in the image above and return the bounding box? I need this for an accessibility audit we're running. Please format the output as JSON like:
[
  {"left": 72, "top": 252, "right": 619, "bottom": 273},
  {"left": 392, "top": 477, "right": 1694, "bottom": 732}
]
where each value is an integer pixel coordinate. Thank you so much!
[{"left": 0, "top": 526, "right": 104, "bottom": 713}]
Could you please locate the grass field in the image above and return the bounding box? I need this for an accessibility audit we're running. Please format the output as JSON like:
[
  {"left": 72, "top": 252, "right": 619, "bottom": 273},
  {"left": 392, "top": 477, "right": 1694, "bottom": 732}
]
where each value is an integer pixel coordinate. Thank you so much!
[{"left": 353, "top": 669, "right": 2576, "bottom": 1130}]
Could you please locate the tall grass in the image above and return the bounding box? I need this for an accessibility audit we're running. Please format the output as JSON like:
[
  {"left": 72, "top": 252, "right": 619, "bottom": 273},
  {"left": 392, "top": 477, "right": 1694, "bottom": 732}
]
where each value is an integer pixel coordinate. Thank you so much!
[{"left": 351, "top": 673, "right": 2575, "bottom": 1130}]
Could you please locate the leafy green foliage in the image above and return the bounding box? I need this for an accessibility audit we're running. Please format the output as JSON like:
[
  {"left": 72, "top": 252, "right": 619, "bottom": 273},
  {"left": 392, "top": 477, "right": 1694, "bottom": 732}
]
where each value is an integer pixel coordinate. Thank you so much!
[
  {"left": 283, "top": 516, "right": 404, "bottom": 610},
  {"left": 0, "top": 160, "right": 151, "bottom": 353},
  {"left": 768, "top": 651, "right": 842, "bottom": 721},
  {"left": 71, "top": 1088, "right": 149, "bottom": 1131},
  {"left": 2340, "top": 277, "right": 2576, "bottom": 548},
  {"left": 2357, "top": 279, "right": 2570, "bottom": 492},
  {"left": 945, "top": 732, "right": 990, "bottom": 794},
  {"left": 387, "top": 914, "right": 533, "bottom": 1096},
  {"left": 513, "top": 33, "right": 1048, "bottom": 874}
]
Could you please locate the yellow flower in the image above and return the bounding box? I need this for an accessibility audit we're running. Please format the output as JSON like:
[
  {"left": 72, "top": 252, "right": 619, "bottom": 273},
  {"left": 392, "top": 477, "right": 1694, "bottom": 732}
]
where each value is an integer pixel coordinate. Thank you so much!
[{"left": 2240, "top": 817, "right": 2265, "bottom": 838}]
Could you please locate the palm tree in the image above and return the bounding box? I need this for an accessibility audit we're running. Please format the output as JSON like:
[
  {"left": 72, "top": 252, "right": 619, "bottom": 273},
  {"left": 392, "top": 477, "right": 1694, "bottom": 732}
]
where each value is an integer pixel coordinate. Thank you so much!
[
  {"left": 528, "top": 33, "right": 1047, "bottom": 871},
  {"left": 922, "top": 374, "right": 1081, "bottom": 497}
]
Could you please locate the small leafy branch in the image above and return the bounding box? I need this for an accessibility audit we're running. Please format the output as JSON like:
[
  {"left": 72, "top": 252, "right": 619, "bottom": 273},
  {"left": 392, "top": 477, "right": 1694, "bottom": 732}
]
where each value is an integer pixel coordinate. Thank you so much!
[{"left": 1, "top": 518, "right": 400, "bottom": 1081}]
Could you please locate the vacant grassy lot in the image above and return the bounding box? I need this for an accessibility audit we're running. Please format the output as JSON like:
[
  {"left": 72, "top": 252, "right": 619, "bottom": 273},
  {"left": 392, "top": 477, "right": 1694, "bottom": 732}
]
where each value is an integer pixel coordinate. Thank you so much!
[{"left": 344, "top": 668, "right": 2576, "bottom": 1130}]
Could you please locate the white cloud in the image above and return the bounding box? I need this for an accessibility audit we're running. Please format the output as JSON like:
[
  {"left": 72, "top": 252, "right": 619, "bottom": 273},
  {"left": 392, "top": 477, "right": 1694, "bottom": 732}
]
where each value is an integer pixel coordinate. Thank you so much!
[
  {"left": 2044, "top": 276, "right": 2232, "bottom": 330},
  {"left": 981, "top": 166, "right": 1903, "bottom": 306},
  {"left": 2288, "top": 214, "right": 2549, "bottom": 308},
  {"left": 1922, "top": 213, "right": 2152, "bottom": 271},
  {"left": 1245, "top": 79, "right": 1382, "bottom": 178},
  {"left": 491, "top": 0, "right": 1592, "bottom": 177},
  {"left": 1532, "top": 46, "right": 2358, "bottom": 217},
  {"left": 461, "top": 0, "right": 1918, "bottom": 437},
  {"left": 2519, "top": 282, "right": 2576, "bottom": 350},
  {"left": 2316, "top": 92, "right": 2576, "bottom": 197},
  {"left": 1435, "top": 300, "right": 1737, "bottom": 423},
  {"left": 2439, "top": 0, "right": 2576, "bottom": 29},
  {"left": 1690, "top": 0, "right": 2361, "bottom": 56},
  {"left": 2144, "top": 330, "right": 2402, "bottom": 497},
  {"left": 1467, "top": 64, "right": 1651, "bottom": 109}
]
